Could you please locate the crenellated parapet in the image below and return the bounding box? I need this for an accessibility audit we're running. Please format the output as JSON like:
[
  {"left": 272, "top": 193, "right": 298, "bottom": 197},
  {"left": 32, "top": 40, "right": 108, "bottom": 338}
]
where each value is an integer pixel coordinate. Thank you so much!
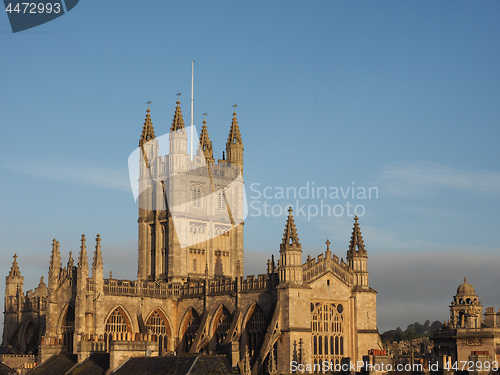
[{"left": 302, "top": 249, "right": 354, "bottom": 285}]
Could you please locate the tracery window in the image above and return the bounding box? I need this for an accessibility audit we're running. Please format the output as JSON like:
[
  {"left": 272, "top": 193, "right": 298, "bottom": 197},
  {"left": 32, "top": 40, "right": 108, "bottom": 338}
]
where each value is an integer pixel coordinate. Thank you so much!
[
  {"left": 105, "top": 307, "right": 131, "bottom": 333},
  {"left": 217, "top": 189, "right": 225, "bottom": 211},
  {"left": 146, "top": 309, "right": 170, "bottom": 355},
  {"left": 182, "top": 308, "right": 201, "bottom": 353},
  {"left": 245, "top": 304, "right": 266, "bottom": 358},
  {"left": 311, "top": 302, "right": 344, "bottom": 372},
  {"left": 213, "top": 306, "right": 232, "bottom": 348},
  {"left": 192, "top": 183, "right": 202, "bottom": 208},
  {"left": 61, "top": 306, "right": 75, "bottom": 354}
]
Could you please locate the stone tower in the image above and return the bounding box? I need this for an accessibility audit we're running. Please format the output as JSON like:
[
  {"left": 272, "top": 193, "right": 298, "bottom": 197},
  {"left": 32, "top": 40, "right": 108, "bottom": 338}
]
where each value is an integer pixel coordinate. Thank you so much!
[
  {"left": 277, "top": 208, "right": 312, "bottom": 371},
  {"left": 137, "top": 101, "right": 244, "bottom": 282},
  {"left": 278, "top": 207, "right": 303, "bottom": 284},
  {"left": 2, "top": 255, "right": 24, "bottom": 343},
  {"left": 450, "top": 277, "right": 483, "bottom": 328},
  {"left": 347, "top": 215, "right": 368, "bottom": 289}
]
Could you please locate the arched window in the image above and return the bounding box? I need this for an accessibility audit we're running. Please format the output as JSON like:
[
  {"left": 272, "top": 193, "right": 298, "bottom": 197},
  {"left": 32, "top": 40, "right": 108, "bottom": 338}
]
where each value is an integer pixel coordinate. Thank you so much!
[
  {"left": 181, "top": 308, "right": 201, "bottom": 353},
  {"left": 146, "top": 309, "right": 170, "bottom": 355},
  {"left": 217, "top": 189, "right": 225, "bottom": 211},
  {"left": 213, "top": 306, "right": 232, "bottom": 347},
  {"left": 311, "top": 303, "right": 344, "bottom": 372},
  {"left": 105, "top": 307, "right": 131, "bottom": 334},
  {"left": 245, "top": 304, "right": 266, "bottom": 358},
  {"left": 61, "top": 305, "right": 75, "bottom": 354}
]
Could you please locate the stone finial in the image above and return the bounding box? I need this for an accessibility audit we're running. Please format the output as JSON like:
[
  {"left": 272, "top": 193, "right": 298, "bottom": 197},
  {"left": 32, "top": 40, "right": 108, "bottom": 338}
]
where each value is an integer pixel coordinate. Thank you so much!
[
  {"left": 326, "top": 239, "right": 331, "bottom": 252},
  {"left": 109, "top": 270, "right": 112, "bottom": 279},
  {"left": 139, "top": 107, "right": 156, "bottom": 147}
]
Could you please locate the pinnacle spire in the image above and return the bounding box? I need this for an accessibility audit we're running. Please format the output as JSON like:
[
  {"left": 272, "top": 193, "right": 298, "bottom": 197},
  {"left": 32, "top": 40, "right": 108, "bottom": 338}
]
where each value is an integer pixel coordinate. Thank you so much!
[
  {"left": 8, "top": 254, "right": 21, "bottom": 278},
  {"left": 281, "top": 207, "right": 300, "bottom": 247},
  {"left": 92, "top": 234, "right": 103, "bottom": 270},
  {"left": 199, "top": 119, "right": 214, "bottom": 162},
  {"left": 49, "top": 239, "right": 61, "bottom": 274},
  {"left": 226, "top": 111, "right": 242, "bottom": 146},
  {"left": 78, "top": 234, "right": 88, "bottom": 269},
  {"left": 348, "top": 215, "right": 366, "bottom": 253},
  {"left": 139, "top": 108, "right": 156, "bottom": 147},
  {"left": 170, "top": 100, "right": 185, "bottom": 131}
]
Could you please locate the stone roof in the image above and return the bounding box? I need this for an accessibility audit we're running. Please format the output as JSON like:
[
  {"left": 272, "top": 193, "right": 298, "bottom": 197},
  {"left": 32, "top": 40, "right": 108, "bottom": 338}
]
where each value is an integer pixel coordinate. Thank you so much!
[
  {"left": 0, "top": 345, "right": 22, "bottom": 355},
  {"left": 26, "top": 354, "right": 77, "bottom": 375},
  {"left": 112, "top": 354, "right": 236, "bottom": 375},
  {"left": 66, "top": 353, "right": 109, "bottom": 375},
  {"left": 0, "top": 362, "right": 14, "bottom": 375}
]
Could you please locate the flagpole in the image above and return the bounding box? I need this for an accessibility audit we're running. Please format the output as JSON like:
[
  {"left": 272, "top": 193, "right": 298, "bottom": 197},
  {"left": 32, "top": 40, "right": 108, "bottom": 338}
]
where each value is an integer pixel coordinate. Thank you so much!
[{"left": 190, "top": 61, "right": 194, "bottom": 161}]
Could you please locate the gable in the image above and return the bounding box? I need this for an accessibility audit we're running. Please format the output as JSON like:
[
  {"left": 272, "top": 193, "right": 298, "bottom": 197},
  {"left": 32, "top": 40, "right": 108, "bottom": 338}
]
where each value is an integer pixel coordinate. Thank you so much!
[{"left": 308, "top": 272, "right": 352, "bottom": 300}]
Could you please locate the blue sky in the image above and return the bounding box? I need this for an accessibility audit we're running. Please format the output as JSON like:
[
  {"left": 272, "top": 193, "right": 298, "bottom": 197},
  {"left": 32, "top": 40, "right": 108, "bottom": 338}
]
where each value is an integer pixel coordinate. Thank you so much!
[{"left": 1, "top": 1, "right": 499, "bottom": 332}]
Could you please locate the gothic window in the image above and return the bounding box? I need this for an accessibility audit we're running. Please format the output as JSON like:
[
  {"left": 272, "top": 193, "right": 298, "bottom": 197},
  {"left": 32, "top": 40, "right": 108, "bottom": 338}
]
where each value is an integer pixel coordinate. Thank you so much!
[
  {"left": 181, "top": 308, "right": 201, "bottom": 353},
  {"left": 161, "top": 222, "right": 168, "bottom": 275},
  {"left": 311, "top": 303, "right": 344, "bottom": 371},
  {"left": 105, "top": 307, "right": 131, "bottom": 334},
  {"left": 150, "top": 224, "right": 156, "bottom": 278},
  {"left": 61, "top": 305, "right": 75, "bottom": 354},
  {"left": 213, "top": 305, "right": 232, "bottom": 347},
  {"left": 217, "top": 189, "right": 225, "bottom": 211},
  {"left": 245, "top": 304, "right": 266, "bottom": 358},
  {"left": 192, "top": 183, "right": 202, "bottom": 208},
  {"left": 146, "top": 309, "right": 170, "bottom": 355}
]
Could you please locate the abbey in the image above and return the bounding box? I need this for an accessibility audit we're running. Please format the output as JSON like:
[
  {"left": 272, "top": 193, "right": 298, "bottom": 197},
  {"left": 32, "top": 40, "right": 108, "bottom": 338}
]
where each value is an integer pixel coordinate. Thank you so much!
[{"left": 2, "top": 100, "right": 382, "bottom": 374}]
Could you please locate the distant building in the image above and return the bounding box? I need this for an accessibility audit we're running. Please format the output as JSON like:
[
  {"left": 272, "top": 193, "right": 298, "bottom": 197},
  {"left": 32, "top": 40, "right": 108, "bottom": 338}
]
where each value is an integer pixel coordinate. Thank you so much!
[
  {"left": 2, "top": 100, "right": 382, "bottom": 374},
  {"left": 432, "top": 278, "right": 500, "bottom": 370}
]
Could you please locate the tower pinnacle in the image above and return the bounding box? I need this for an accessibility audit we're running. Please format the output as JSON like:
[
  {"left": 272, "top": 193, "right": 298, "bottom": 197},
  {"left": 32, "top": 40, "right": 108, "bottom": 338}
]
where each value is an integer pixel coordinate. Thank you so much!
[
  {"left": 348, "top": 215, "right": 366, "bottom": 254},
  {"left": 139, "top": 108, "right": 156, "bottom": 147},
  {"left": 8, "top": 254, "right": 21, "bottom": 278},
  {"left": 281, "top": 207, "right": 300, "bottom": 248},
  {"left": 199, "top": 119, "right": 214, "bottom": 163},
  {"left": 171, "top": 100, "right": 186, "bottom": 131}
]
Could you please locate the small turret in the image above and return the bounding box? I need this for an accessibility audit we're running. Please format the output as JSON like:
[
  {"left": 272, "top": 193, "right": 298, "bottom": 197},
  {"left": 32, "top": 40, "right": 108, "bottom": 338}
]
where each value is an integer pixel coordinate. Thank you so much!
[
  {"left": 225, "top": 111, "right": 243, "bottom": 172},
  {"left": 3, "top": 255, "right": 24, "bottom": 346},
  {"left": 279, "top": 207, "right": 303, "bottom": 284},
  {"left": 346, "top": 216, "right": 368, "bottom": 288},
  {"left": 5, "top": 254, "right": 23, "bottom": 299}
]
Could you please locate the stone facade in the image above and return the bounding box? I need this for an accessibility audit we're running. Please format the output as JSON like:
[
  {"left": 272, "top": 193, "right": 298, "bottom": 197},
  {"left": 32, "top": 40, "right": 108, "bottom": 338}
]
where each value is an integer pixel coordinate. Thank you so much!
[{"left": 2, "top": 100, "right": 382, "bottom": 374}]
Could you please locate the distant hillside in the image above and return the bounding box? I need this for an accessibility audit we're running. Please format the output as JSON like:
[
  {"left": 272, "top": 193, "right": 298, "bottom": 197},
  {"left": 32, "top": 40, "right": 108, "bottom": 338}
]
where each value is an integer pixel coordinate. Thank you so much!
[{"left": 380, "top": 320, "right": 443, "bottom": 342}]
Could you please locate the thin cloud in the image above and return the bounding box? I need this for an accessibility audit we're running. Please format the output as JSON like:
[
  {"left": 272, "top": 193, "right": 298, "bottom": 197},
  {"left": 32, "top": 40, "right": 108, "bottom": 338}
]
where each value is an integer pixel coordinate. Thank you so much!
[
  {"left": 2, "top": 158, "right": 130, "bottom": 192},
  {"left": 379, "top": 162, "right": 500, "bottom": 197}
]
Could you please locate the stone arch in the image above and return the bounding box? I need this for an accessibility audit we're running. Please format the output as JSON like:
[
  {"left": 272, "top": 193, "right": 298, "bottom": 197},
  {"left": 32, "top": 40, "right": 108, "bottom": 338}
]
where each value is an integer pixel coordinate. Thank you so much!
[
  {"left": 104, "top": 306, "right": 133, "bottom": 336},
  {"left": 209, "top": 304, "right": 232, "bottom": 349},
  {"left": 145, "top": 307, "right": 172, "bottom": 354},
  {"left": 178, "top": 307, "right": 201, "bottom": 353}
]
